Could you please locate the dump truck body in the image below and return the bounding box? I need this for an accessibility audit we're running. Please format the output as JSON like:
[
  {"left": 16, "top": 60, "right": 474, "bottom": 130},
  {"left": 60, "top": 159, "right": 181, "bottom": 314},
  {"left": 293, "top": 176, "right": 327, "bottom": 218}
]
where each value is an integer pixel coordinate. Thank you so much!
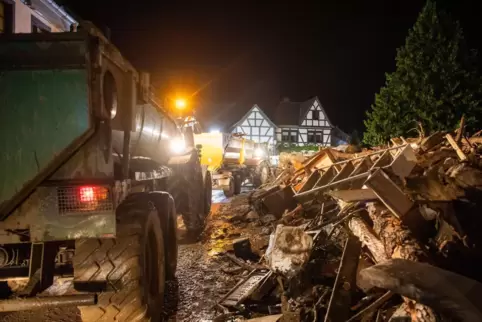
[{"left": 0, "top": 25, "right": 210, "bottom": 321}]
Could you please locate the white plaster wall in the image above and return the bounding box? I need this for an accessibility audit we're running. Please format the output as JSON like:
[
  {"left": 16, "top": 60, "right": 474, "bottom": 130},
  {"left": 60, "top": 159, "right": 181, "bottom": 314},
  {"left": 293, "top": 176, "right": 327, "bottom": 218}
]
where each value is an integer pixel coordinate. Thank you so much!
[
  {"left": 14, "top": 0, "right": 32, "bottom": 33},
  {"left": 14, "top": 0, "right": 63, "bottom": 33}
]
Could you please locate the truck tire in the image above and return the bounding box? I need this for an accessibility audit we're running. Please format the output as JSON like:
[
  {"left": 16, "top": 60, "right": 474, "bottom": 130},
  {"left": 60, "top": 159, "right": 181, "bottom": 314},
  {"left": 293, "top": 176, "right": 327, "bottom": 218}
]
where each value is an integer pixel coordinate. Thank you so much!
[
  {"left": 74, "top": 194, "right": 165, "bottom": 322},
  {"left": 253, "top": 161, "right": 270, "bottom": 187},
  {"left": 167, "top": 151, "right": 205, "bottom": 232},
  {"left": 234, "top": 173, "right": 242, "bottom": 195},
  {"left": 203, "top": 170, "right": 212, "bottom": 216},
  {"left": 149, "top": 191, "right": 178, "bottom": 280},
  {"left": 223, "top": 176, "right": 235, "bottom": 198}
]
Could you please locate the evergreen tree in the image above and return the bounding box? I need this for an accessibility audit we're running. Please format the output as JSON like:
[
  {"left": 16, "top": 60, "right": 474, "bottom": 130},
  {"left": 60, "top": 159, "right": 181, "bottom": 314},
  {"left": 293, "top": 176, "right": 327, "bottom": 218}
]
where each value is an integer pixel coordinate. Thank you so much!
[{"left": 363, "top": 1, "right": 482, "bottom": 146}]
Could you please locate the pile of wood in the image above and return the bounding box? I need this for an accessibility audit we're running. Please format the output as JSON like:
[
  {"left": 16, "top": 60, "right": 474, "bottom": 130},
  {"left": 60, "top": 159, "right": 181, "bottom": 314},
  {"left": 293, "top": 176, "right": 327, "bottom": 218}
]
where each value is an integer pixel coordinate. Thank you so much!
[{"left": 215, "top": 121, "right": 482, "bottom": 321}]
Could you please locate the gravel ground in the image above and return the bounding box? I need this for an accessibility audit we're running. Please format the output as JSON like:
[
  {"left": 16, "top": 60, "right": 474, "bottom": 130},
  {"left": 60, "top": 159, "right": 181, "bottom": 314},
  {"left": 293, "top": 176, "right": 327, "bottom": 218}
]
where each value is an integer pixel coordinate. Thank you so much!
[{"left": 1, "top": 190, "right": 263, "bottom": 322}]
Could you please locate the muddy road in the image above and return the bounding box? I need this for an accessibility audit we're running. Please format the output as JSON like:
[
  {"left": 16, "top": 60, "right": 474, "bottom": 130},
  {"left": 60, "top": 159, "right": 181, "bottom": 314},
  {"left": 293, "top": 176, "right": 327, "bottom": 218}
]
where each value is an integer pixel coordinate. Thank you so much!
[{"left": 1, "top": 190, "right": 268, "bottom": 322}]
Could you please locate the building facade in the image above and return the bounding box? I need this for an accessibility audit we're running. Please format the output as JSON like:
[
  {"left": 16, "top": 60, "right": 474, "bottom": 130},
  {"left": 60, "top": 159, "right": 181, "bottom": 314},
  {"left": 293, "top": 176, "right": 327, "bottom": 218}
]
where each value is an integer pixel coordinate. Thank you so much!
[
  {"left": 231, "top": 97, "right": 350, "bottom": 150},
  {"left": 0, "top": 0, "right": 76, "bottom": 34},
  {"left": 274, "top": 97, "right": 334, "bottom": 146},
  {"left": 231, "top": 104, "right": 276, "bottom": 145}
]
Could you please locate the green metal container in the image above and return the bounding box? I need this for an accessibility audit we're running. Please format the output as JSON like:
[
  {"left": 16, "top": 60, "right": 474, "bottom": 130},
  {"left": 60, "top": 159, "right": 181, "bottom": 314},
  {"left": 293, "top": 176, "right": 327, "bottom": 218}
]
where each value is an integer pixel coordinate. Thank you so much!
[{"left": 0, "top": 35, "right": 91, "bottom": 215}]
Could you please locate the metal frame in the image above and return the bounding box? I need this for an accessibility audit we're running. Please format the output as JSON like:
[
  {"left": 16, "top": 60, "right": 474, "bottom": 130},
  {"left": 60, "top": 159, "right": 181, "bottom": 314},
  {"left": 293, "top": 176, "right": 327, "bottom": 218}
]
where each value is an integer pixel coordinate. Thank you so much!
[{"left": 295, "top": 144, "right": 416, "bottom": 201}]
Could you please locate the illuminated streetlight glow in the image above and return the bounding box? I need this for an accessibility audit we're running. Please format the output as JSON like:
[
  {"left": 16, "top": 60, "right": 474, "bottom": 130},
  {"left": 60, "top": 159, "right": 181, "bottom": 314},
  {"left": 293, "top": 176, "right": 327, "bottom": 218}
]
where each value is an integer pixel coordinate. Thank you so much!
[{"left": 175, "top": 98, "right": 187, "bottom": 109}]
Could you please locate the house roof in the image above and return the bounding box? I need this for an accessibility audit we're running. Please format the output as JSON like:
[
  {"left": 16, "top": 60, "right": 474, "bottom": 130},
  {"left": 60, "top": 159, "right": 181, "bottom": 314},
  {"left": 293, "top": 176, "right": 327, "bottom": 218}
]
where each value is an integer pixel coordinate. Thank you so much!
[
  {"left": 299, "top": 97, "right": 318, "bottom": 124},
  {"left": 273, "top": 101, "right": 299, "bottom": 126},
  {"left": 274, "top": 97, "right": 332, "bottom": 126},
  {"left": 232, "top": 104, "right": 276, "bottom": 130},
  {"left": 196, "top": 81, "right": 279, "bottom": 132}
]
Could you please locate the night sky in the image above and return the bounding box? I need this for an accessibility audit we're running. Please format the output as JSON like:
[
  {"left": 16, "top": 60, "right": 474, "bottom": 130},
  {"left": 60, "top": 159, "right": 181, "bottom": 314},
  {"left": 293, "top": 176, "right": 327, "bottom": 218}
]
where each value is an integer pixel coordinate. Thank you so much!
[{"left": 59, "top": 0, "right": 482, "bottom": 133}]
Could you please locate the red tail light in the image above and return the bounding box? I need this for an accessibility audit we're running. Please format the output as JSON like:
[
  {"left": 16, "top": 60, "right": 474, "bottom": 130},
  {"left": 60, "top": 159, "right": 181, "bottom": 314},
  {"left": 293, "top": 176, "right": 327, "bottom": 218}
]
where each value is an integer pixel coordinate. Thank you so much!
[
  {"left": 79, "top": 186, "right": 95, "bottom": 202},
  {"left": 78, "top": 186, "right": 108, "bottom": 203},
  {"left": 58, "top": 185, "right": 113, "bottom": 215}
]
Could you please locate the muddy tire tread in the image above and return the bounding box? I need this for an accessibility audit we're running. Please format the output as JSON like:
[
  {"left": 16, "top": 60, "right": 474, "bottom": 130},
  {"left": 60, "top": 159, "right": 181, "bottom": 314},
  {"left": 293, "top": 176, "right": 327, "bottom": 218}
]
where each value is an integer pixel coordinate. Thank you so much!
[
  {"left": 253, "top": 161, "right": 270, "bottom": 187},
  {"left": 167, "top": 152, "right": 205, "bottom": 231},
  {"left": 74, "top": 195, "right": 164, "bottom": 322}
]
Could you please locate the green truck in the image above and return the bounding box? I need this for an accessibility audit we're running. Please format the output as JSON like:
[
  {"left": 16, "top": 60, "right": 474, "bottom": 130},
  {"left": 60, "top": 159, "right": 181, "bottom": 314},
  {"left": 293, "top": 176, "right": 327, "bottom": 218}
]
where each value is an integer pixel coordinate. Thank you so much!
[{"left": 0, "top": 22, "right": 211, "bottom": 321}]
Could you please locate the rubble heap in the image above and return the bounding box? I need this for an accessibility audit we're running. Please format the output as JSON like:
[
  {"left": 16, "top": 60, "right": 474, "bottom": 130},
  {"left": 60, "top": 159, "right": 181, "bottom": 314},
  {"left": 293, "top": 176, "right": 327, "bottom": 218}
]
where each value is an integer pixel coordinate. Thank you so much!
[{"left": 213, "top": 123, "right": 482, "bottom": 322}]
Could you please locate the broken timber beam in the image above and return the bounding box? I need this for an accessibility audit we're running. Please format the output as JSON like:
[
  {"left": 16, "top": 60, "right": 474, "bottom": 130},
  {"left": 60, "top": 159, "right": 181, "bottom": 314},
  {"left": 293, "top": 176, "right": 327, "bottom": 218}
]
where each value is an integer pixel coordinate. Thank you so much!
[
  {"left": 365, "top": 169, "right": 414, "bottom": 218},
  {"left": 388, "top": 144, "right": 417, "bottom": 179},
  {"left": 360, "top": 259, "right": 482, "bottom": 321},
  {"left": 446, "top": 133, "right": 468, "bottom": 161},
  {"left": 455, "top": 115, "right": 466, "bottom": 145},
  {"left": 329, "top": 189, "right": 378, "bottom": 203},
  {"left": 295, "top": 172, "right": 370, "bottom": 200},
  {"left": 348, "top": 216, "right": 389, "bottom": 264},
  {"left": 359, "top": 202, "right": 436, "bottom": 320},
  {"left": 324, "top": 235, "right": 362, "bottom": 322}
]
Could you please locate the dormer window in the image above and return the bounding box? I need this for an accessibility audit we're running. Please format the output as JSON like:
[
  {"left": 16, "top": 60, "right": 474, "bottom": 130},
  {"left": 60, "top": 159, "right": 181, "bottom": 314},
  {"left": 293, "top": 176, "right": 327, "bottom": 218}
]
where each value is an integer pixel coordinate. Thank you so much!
[{"left": 312, "top": 110, "right": 320, "bottom": 120}]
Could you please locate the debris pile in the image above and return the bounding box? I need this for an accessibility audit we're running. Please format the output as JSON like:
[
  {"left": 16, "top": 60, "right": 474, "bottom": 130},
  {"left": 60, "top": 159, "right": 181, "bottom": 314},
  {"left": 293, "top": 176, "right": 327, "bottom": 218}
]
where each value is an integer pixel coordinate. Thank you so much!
[{"left": 213, "top": 122, "right": 482, "bottom": 321}]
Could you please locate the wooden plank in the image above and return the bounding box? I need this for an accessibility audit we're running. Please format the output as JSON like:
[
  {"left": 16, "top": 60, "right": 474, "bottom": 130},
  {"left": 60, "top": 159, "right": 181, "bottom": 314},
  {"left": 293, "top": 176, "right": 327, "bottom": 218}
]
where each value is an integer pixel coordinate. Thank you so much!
[
  {"left": 325, "top": 235, "right": 362, "bottom": 322},
  {"left": 365, "top": 169, "right": 414, "bottom": 218},
  {"left": 421, "top": 131, "right": 446, "bottom": 152},
  {"left": 349, "top": 158, "right": 372, "bottom": 189},
  {"left": 446, "top": 133, "right": 468, "bottom": 161},
  {"left": 332, "top": 161, "right": 355, "bottom": 182},
  {"left": 330, "top": 189, "right": 378, "bottom": 203},
  {"left": 297, "top": 170, "right": 321, "bottom": 193},
  {"left": 389, "top": 145, "right": 417, "bottom": 179},
  {"left": 314, "top": 166, "right": 338, "bottom": 188},
  {"left": 371, "top": 150, "right": 392, "bottom": 169}
]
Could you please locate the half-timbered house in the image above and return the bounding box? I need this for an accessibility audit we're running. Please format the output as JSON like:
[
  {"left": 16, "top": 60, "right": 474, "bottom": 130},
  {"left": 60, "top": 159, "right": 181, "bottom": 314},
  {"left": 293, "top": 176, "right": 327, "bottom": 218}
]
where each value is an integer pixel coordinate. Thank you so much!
[
  {"left": 274, "top": 97, "right": 343, "bottom": 146},
  {"left": 231, "top": 104, "right": 276, "bottom": 145},
  {"left": 229, "top": 97, "right": 349, "bottom": 150}
]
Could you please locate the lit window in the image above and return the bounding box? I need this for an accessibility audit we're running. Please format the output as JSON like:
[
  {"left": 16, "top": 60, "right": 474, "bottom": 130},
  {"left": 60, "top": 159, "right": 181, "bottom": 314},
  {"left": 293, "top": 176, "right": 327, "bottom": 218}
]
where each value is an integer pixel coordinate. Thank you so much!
[
  {"left": 290, "top": 130, "right": 298, "bottom": 143},
  {"left": 282, "top": 129, "right": 298, "bottom": 143},
  {"left": 307, "top": 130, "right": 323, "bottom": 144},
  {"left": 282, "top": 131, "right": 290, "bottom": 142}
]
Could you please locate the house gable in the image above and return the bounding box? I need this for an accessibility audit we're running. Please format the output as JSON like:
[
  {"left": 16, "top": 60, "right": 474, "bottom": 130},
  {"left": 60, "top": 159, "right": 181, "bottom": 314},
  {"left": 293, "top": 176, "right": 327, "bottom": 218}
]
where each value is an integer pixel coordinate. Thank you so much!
[
  {"left": 232, "top": 104, "right": 276, "bottom": 144},
  {"left": 300, "top": 97, "right": 332, "bottom": 127},
  {"left": 275, "top": 97, "right": 334, "bottom": 147}
]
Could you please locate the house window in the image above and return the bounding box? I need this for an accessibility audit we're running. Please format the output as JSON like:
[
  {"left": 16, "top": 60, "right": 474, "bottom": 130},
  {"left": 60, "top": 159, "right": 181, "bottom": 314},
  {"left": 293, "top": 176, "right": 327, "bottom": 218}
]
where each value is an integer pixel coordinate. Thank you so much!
[
  {"left": 307, "top": 130, "right": 323, "bottom": 144},
  {"left": 312, "top": 110, "right": 320, "bottom": 120},
  {"left": 290, "top": 130, "right": 298, "bottom": 142},
  {"left": 282, "top": 129, "right": 298, "bottom": 143},
  {"left": 32, "top": 16, "right": 51, "bottom": 33},
  {"left": 0, "top": 1, "right": 14, "bottom": 34},
  {"left": 282, "top": 130, "right": 290, "bottom": 142}
]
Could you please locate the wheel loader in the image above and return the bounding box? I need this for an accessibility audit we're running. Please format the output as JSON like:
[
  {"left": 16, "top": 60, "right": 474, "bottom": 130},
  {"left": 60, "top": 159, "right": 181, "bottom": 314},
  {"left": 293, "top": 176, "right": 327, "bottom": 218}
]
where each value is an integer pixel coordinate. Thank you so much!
[
  {"left": 194, "top": 132, "right": 271, "bottom": 197},
  {"left": 0, "top": 22, "right": 211, "bottom": 321}
]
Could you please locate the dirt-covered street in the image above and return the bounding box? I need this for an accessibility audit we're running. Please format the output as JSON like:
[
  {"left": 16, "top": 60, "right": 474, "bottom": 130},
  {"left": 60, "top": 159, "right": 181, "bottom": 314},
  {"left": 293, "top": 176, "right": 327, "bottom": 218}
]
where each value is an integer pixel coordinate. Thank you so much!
[
  {"left": 1, "top": 190, "right": 267, "bottom": 322},
  {"left": 164, "top": 189, "right": 268, "bottom": 321}
]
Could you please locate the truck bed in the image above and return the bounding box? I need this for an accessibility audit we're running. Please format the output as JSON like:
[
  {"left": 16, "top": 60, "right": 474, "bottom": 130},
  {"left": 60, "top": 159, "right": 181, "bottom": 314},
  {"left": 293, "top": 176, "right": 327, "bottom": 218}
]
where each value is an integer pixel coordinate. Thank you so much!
[{"left": 0, "top": 34, "right": 92, "bottom": 217}]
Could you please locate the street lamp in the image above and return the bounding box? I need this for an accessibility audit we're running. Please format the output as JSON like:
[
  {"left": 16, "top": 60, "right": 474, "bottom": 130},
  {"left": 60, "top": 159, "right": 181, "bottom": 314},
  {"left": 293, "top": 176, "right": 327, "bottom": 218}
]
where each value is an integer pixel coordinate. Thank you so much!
[{"left": 175, "top": 98, "right": 187, "bottom": 109}]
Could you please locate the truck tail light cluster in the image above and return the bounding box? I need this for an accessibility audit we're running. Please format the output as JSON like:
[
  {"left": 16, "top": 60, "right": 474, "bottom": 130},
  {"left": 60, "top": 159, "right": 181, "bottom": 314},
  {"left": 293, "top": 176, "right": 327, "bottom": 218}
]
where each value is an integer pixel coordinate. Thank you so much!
[
  {"left": 78, "top": 186, "right": 108, "bottom": 203},
  {"left": 57, "top": 185, "right": 113, "bottom": 215}
]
